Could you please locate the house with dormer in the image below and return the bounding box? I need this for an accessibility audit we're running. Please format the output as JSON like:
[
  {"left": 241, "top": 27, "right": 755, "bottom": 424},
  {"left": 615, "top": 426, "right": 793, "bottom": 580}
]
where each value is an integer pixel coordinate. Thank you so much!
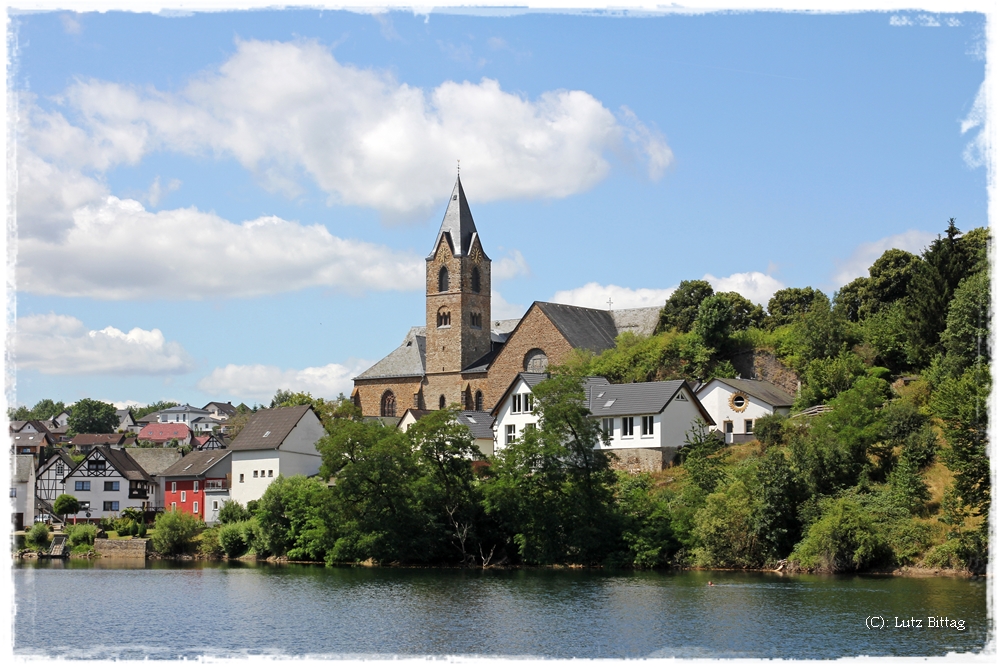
[
  {"left": 228, "top": 405, "right": 325, "bottom": 505},
  {"left": 695, "top": 378, "right": 795, "bottom": 444},
  {"left": 159, "top": 450, "right": 232, "bottom": 523},
  {"left": 36, "top": 449, "right": 76, "bottom": 506},
  {"left": 62, "top": 446, "right": 155, "bottom": 519}
]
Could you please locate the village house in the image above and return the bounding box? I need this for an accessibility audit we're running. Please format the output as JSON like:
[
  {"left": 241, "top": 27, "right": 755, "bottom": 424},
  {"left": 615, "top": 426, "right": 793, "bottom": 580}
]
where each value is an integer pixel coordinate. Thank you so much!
[
  {"left": 35, "top": 449, "right": 76, "bottom": 507},
  {"left": 398, "top": 408, "right": 496, "bottom": 457},
  {"left": 126, "top": 448, "right": 183, "bottom": 508},
  {"left": 116, "top": 409, "right": 138, "bottom": 433},
  {"left": 159, "top": 450, "right": 232, "bottom": 523},
  {"left": 192, "top": 433, "right": 228, "bottom": 450},
  {"left": 203, "top": 401, "right": 238, "bottom": 422},
  {"left": 11, "top": 454, "right": 37, "bottom": 530},
  {"left": 62, "top": 446, "right": 155, "bottom": 519},
  {"left": 695, "top": 377, "right": 794, "bottom": 444},
  {"left": 228, "top": 405, "right": 325, "bottom": 506},
  {"left": 352, "top": 176, "right": 661, "bottom": 417},
  {"left": 68, "top": 433, "right": 131, "bottom": 454},
  {"left": 137, "top": 422, "right": 192, "bottom": 446},
  {"left": 9, "top": 420, "right": 56, "bottom": 459}
]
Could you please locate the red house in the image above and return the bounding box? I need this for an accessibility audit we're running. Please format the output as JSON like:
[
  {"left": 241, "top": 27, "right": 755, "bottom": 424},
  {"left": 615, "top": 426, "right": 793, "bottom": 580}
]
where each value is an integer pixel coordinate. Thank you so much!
[
  {"left": 137, "top": 422, "right": 192, "bottom": 446},
  {"left": 158, "top": 450, "right": 232, "bottom": 522}
]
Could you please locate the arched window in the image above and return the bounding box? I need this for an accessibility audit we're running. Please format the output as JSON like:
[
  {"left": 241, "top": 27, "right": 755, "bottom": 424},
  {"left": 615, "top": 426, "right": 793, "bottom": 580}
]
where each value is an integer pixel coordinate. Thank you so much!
[
  {"left": 524, "top": 349, "right": 549, "bottom": 373},
  {"left": 380, "top": 391, "right": 396, "bottom": 418},
  {"left": 438, "top": 266, "right": 449, "bottom": 292},
  {"left": 471, "top": 267, "right": 481, "bottom": 293},
  {"left": 439, "top": 394, "right": 447, "bottom": 410},
  {"left": 437, "top": 308, "right": 451, "bottom": 327},
  {"left": 470, "top": 312, "right": 482, "bottom": 328},
  {"left": 475, "top": 390, "right": 484, "bottom": 412}
]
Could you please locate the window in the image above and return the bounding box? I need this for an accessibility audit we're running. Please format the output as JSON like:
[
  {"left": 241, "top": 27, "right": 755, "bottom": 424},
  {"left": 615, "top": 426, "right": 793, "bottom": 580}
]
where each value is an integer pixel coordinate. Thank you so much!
[
  {"left": 471, "top": 267, "right": 481, "bottom": 293},
  {"left": 437, "top": 309, "right": 451, "bottom": 327},
  {"left": 524, "top": 349, "right": 548, "bottom": 373},
  {"left": 525, "top": 394, "right": 534, "bottom": 412},
  {"left": 470, "top": 312, "right": 482, "bottom": 328},
  {"left": 675, "top": 392, "right": 688, "bottom": 401},
  {"left": 602, "top": 418, "right": 614, "bottom": 440},
  {"left": 104, "top": 481, "right": 120, "bottom": 492},
  {"left": 87, "top": 459, "right": 106, "bottom": 472},
  {"left": 193, "top": 501, "right": 199, "bottom": 514},
  {"left": 268, "top": 470, "right": 273, "bottom": 478},
  {"left": 193, "top": 481, "right": 199, "bottom": 493},
  {"left": 439, "top": 395, "right": 446, "bottom": 410},
  {"left": 55, "top": 463, "right": 64, "bottom": 476},
  {"left": 171, "top": 482, "right": 177, "bottom": 493},
  {"left": 622, "top": 417, "right": 634, "bottom": 437},
  {"left": 171, "top": 502, "right": 177, "bottom": 510},
  {"left": 523, "top": 423, "right": 536, "bottom": 434},
  {"left": 438, "top": 266, "right": 449, "bottom": 292},
  {"left": 103, "top": 501, "right": 119, "bottom": 512},
  {"left": 253, "top": 470, "right": 259, "bottom": 478},
  {"left": 381, "top": 390, "right": 397, "bottom": 418},
  {"left": 642, "top": 416, "right": 654, "bottom": 436},
  {"left": 75, "top": 481, "right": 91, "bottom": 492},
  {"left": 239, "top": 474, "right": 245, "bottom": 483},
  {"left": 512, "top": 394, "right": 521, "bottom": 413},
  {"left": 181, "top": 491, "right": 186, "bottom": 502},
  {"left": 9, "top": 488, "right": 15, "bottom": 498},
  {"left": 475, "top": 391, "right": 483, "bottom": 412},
  {"left": 213, "top": 500, "right": 219, "bottom": 511},
  {"left": 745, "top": 419, "right": 754, "bottom": 434},
  {"left": 724, "top": 421, "right": 734, "bottom": 434},
  {"left": 506, "top": 424, "right": 516, "bottom": 445}
]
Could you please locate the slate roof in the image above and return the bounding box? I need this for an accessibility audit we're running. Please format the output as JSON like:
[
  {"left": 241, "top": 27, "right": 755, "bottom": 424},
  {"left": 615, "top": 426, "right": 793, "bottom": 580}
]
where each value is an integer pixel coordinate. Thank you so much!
[
  {"left": 534, "top": 302, "right": 620, "bottom": 353},
  {"left": 203, "top": 401, "right": 238, "bottom": 417},
  {"left": 39, "top": 449, "right": 75, "bottom": 473},
  {"left": 137, "top": 423, "right": 191, "bottom": 441},
  {"left": 82, "top": 446, "right": 153, "bottom": 482},
  {"left": 455, "top": 411, "right": 495, "bottom": 439},
  {"left": 13, "top": 455, "right": 35, "bottom": 483},
  {"left": 704, "top": 378, "right": 795, "bottom": 408},
  {"left": 160, "top": 450, "right": 232, "bottom": 478},
  {"left": 429, "top": 176, "right": 485, "bottom": 259},
  {"left": 228, "top": 405, "right": 314, "bottom": 451},
  {"left": 587, "top": 380, "right": 707, "bottom": 421},
  {"left": 355, "top": 327, "right": 427, "bottom": 379},
  {"left": 135, "top": 411, "right": 161, "bottom": 424},
  {"left": 116, "top": 409, "right": 134, "bottom": 424},
  {"left": 126, "top": 448, "right": 183, "bottom": 476},
  {"left": 160, "top": 404, "right": 210, "bottom": 416}
]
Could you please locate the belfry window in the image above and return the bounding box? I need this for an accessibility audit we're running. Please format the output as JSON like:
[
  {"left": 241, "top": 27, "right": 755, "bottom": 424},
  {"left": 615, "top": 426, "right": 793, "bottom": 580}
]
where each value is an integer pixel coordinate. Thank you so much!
[
  {"left": 381, "top": 391, "right": 396, "bottom": 418},
  {"left": 437, "top": 309, "right": 451, "bottom": 327},
  {"left": 471, "top": 267, "right": 481, "bottom": 293},
  {"left": 439, "top": 395, "right": 447, "bottom": 410},
  {"left": 470, "top": 312, "right": 482, "bottom": 329},
  {"left": 475, "top": 391, "right": 484, "bottom": 412},
  {"left": 438, "top": 266, "right": 449, "bottom": 292}
]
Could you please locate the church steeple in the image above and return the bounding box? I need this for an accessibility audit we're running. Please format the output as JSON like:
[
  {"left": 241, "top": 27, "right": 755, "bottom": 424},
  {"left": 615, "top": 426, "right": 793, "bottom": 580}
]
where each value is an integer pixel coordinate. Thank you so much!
[{"left": 429, "top": 175, "right": 485, "bottom": 260}]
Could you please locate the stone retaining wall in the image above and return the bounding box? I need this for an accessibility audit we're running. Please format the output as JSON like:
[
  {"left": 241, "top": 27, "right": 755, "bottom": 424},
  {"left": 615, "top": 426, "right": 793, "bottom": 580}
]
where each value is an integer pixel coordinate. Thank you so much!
[
  {"left": 607, "top": 447, "right": 680, "bottom": 474},
  {"left": 94, "top": 538, "right": 150, "bottom": 559}
]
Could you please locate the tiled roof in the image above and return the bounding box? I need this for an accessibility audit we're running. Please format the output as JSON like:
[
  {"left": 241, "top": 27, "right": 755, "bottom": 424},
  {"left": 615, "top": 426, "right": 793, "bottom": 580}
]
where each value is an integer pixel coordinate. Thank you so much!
[
  {"left": 126, "top": 448, "right": 183, "bottom": 476},
  {"left": 160, "top": 450, "right": 232, "bottom": 478},
  {"left": 137, "top": 423, "right": 191, "bottom": 441},
  {"left": 455, "top": 411, "right": 494, "bottom": 440},
  {"left": 535, "top": 302, "right": 620, "bottom": 353},
  {"left": 203, "top": 401, "right": 238, "bottom": 417},
  {"left": 587, "top": 380, "right": 686, "bottom": 417},
  {"left": 88, "top": 446, "right": 153, "bottom": 482},
  {"left": 355, "top": 327, "right": 427, "bottom": 379},
  {"left": 228, "top": 405, "right": 314, "bottom": 451},
  {"left": 69, "top": 433, "right": 127, "bottom": 446},
  {"left": 705, "top": 378, "right": 795, "bottom": 408},
  {"left": 160, "top": 404, "right": 209, "bottom": 415}
]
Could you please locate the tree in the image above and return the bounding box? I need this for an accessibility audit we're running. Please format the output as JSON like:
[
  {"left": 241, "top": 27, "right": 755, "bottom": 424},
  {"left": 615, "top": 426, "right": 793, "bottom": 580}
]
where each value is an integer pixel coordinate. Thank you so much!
[
  {"left": 833, "top": 277, "right": 867, "bottom": 323},
  {"left": 135, "top": 401, "right": 179, "bottom": 420},
  {"left": 53, "top": 494, "right": 80, "bottom": 520},
  {"left": 940, "top": 269, "right": 990, "bottom": 377},
  {"left": 152, "top": 509, "right": 203, "bottom": 555},
  {"left": 716, "top": 292, "right": 766, "bottom": 331},
  {"left": 766, "top": 287, "right": 822, "bottom": 329},
  {"left": 693, "top": 294, "right": 733, "bottom": 350},
  {"left": 256, "top": 475, "right": 331, "bottom": 560},
  {"left": 8, "top": 398, "right": 67, "bottom": 422},
  {"left": 860, "top": 249, "right": 919, "bottom": 319},
  {"left": 657, "top": 280, "right": 714, "bottom": 333},
  {"left": 68, "top": 399, "right": 119, "bottom": 434},
  {"left": 218, "top": 500, "right": 251, "bottom": 524}
]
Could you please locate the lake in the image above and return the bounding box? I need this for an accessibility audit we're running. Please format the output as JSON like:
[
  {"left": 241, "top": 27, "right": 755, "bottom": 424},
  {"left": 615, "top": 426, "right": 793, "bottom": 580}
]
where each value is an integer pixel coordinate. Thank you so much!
[{"left": 13, "top": 560, "right": 990, "bottom": 659}]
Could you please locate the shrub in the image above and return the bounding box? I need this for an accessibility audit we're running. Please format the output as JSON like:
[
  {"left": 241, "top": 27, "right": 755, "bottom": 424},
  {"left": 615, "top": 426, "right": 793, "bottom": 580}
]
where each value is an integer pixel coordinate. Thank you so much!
[
  {"left": 218, "top": 521, "right": 249, "bottom": 557},
  {"left": 152, "top": 509, "right": 203, "bottom": 555},
  {"left": 27, "top": 523, "right": 51, "bottom": 549},
  {"left": 198, "top": 527, "right": 224, "bottom": 557},
  {"left": 790, "top": 495, "right": 895, "bottom": 572},
  {"left": 53, "top": 494, "right": 80, "bottom": 517},
  {"left": 753, "top": 414, "right": 786, "bottom": 448},
  {"left": 66, "top": 524, "right": 98, "bottom": 547},
  {"left": 136, "top": 522, "right": 147, "bottom": 538},
  {"left": 218, "top": 500, "right": 251, "bottom": 524}
]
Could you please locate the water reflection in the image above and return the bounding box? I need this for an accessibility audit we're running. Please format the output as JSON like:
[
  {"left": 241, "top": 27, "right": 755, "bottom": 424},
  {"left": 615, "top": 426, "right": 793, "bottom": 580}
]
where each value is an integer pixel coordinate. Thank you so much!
[{"left": 14, "top": 561, "right": 988, "bottom": 659}]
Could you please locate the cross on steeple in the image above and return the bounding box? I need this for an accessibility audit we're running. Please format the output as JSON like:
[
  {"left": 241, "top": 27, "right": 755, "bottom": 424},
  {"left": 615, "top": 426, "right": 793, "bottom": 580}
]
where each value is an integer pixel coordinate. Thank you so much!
[{"left": 607, "top": 297, "right": 613, "bottom": 310}]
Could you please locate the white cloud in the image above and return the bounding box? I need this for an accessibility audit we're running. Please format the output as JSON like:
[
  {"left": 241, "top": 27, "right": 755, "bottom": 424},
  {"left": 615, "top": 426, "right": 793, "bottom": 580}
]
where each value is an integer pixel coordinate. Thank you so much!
[
  {"left": 17, "top": 196, "right": 425, "bottom": 299},
  {"left": 703, "top": 271, "right": 785, "bottom": 306},
  {"left": 551, "top": 282, "right": 675, "bottom": 310},
  {"left": 961, "top": 81, "right": 987, "bottom": 169},
  {"left": 14, "top": 313, "right": 194, "bottom": 375},
  {"left": 60, "top": 13, "right": 82, "bottom": 35},
  {"left": 491, "top": 290, "right": 525, "bottom": 320},
  {"left": 832, "top": 230, "right": 937, "bottom": 288},
  {"left": 23, "top": 38, "right": 671, "bottom": 223},
  {"left": 197, "top": 360, "right": 372, "bottom": 403},
  {"left": 492, "top": 249, "right": 531, "bottom": 280},
  {"left": 145, "top": 176, "right": 182, "bottom": 207}
]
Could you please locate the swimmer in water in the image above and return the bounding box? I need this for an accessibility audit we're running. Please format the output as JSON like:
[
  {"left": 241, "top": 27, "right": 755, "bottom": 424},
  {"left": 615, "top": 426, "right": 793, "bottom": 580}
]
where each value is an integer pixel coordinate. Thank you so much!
[{"left": 707, "top": 581, "right": 714, "bottom": 586}]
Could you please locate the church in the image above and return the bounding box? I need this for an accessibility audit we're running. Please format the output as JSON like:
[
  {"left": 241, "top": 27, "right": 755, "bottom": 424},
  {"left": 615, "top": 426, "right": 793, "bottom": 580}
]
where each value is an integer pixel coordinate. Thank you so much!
[{"left": 351, "top": 176, "right": 661, "bottom": 418}]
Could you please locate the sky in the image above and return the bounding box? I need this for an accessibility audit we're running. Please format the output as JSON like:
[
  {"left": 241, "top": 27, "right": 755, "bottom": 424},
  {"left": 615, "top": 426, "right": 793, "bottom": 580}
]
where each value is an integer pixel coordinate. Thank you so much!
[{"left": 4, "top": 6, "right": 990, "bottom": 411}]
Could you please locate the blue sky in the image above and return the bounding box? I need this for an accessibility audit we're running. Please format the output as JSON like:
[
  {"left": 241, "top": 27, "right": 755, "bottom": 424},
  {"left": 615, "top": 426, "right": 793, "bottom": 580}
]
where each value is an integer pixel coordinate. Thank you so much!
[{"left": 7, "top": 8, "right": 988, "bottom": 411}]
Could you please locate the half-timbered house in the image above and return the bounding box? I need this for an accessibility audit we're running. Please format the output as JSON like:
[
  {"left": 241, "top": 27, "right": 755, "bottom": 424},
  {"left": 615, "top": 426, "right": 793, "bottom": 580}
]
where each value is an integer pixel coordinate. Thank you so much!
[{"left": 62, "top": 446, "right": 155, "bottom": 519}]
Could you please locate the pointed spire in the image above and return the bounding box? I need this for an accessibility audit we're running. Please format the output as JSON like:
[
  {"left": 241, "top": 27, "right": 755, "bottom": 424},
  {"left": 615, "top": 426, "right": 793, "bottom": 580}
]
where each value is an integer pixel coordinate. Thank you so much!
[{"left": 429, "top": 174, "right": 479, "bottom": 258}]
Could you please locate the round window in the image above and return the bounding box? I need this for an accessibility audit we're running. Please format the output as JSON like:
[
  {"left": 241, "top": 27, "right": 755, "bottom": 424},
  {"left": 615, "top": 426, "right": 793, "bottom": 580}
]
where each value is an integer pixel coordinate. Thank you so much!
[{"left": 729, "top": 392, "right": 749, "bottom": 413}]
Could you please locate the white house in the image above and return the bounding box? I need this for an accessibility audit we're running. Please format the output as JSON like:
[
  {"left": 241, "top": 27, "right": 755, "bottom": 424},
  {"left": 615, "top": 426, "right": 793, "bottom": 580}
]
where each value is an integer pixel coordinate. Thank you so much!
[
  {"left": 492, "top": 373, "right": 715, "bottom": 471},
  {"left": 61, "top": 446, "right": 154, "bottom": 520},
  {"left": 695, "top": 378, "right": 795, "bottom": 444},
  {"left": 228, "top": 405, "right": 325, "bottom": 506},
  {"left": 35, "top": 449, "right": 75, "bottom": 506},
  {"left": 11, "top": 454, "right": 37, "bottom": 530},
  {"left": 157, "top": 404, "right": 211, "bottom": 428},
  {"left": 116, "top": 409, "right": 138, "bottom": 433}
]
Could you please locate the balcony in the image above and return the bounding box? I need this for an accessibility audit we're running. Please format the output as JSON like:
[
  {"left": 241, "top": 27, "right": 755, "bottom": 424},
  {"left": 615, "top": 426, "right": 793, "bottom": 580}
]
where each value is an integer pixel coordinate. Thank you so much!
[{"left": 203, "top": 480, "right": 230, "bottom": 492}]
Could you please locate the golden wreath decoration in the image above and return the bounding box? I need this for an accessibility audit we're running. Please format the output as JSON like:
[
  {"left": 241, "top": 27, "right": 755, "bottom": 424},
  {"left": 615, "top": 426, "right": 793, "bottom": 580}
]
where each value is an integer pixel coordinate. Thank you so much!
[{"left": 729, "top": 392, "right": 749, "bottom": 413}]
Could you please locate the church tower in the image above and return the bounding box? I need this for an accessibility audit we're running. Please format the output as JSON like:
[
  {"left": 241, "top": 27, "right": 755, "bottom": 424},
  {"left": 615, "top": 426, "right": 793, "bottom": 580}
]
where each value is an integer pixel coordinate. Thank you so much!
[{"left": 425, "top": 175, "right": 492, "bottom": 381}]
